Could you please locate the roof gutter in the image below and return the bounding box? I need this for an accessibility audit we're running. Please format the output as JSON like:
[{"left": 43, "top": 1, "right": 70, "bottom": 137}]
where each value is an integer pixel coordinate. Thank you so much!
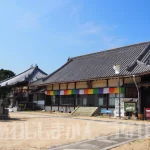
[{"left": 29, "top": 73, "right": 150, "bottom": 87}]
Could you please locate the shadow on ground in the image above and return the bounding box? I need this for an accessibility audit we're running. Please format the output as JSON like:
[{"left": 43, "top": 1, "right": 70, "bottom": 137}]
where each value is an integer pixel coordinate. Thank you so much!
[{"left": 0, "top": 118, "right": 26, "bottom": 122}]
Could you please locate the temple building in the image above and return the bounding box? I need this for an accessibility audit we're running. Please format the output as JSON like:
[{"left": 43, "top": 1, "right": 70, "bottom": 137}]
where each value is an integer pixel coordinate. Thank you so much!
[
  {"left": 0, "top": 65, "right": 47, "bottom": 110},
  {"left": 29, "top": 41, "right": 150, "bottom": 116}
]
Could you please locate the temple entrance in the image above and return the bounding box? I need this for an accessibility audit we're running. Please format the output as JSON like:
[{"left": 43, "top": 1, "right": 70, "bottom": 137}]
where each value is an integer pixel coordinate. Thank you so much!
[{"left": 141, "top": 87, "right": 150, "bottom": 113}]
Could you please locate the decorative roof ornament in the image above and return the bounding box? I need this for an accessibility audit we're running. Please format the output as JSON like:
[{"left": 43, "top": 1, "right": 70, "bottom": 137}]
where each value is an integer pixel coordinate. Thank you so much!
[
  {"left": 67, "top": 57, "right": 72, "bottom": 62},
  {"left": 35, "top": 64, "right": 38, "bottom": 68},
  {"left": 137, "top": 60, "right": 150, "bottom": 69},
  {"left": 113, "top": 65, "right": 120, "bottom": 74}
]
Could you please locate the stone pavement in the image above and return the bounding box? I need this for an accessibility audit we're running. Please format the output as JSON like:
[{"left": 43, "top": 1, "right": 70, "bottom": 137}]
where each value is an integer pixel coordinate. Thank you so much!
[{"left": 49, "top": 126, "right": 150, "bottom": 150}]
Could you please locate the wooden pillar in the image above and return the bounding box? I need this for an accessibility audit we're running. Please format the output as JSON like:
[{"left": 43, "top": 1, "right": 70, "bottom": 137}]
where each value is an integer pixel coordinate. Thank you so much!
[
  {"left": 51, "top": 84, "right": 53, "bottom": 112},
  {"left": 44, "top": 92, "right": 46, "bottom": 110},
  {"left": 37, "top": 93, "right": 38, "bottom": 104},
  {"left": 58, "top": 84, "right": 60, "bottom": 111},
  {"left": 106, "top": 79, "right": 108, "bottom": 87},
  {"left": 106, "top": 79, "right": 109, "bottom": 110},
  {"left": 27, "top": 86, "right": 29, "bottom": 102},
  {"left": 138, "top": 87, "right": 142, "bottom": 114},
  {"left": 66, "top": 83, "right": 68, "bottom": 89},
  {"left": 87, "top": 81, "right": 92, "bottom": 88},
  {"left": 123, "top": 78, "right": 125, "bottom": 85},
  {"left": 75, "top": 82, "right": 77, "bottom": 109}
]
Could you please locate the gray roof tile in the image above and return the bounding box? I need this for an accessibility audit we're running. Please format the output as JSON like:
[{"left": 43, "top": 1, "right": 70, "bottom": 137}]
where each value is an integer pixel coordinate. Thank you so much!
[
  {"left": 30, "top": 41, "right": 150, "bottom": 86},
  {"left": 0, "top": 66, "right": 47, "bottom": 87}
]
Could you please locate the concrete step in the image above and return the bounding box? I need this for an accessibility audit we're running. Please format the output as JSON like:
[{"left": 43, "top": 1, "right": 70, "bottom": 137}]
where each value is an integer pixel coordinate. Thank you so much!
[{"left": 72, "top": 107, "right": 99, "bottom": 116}]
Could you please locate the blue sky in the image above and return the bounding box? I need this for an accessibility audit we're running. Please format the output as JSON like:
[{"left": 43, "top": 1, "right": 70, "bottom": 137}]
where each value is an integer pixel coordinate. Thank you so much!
[{"left": 0, "top": 0, "right": 150, "bottom": 74}]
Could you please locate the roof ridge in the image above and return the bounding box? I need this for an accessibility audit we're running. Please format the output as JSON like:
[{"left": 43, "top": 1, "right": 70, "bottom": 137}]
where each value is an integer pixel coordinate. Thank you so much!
[
  {"left": 127, "top": 42, "right": 150, "bottom": 72},
  {"left": 36, "top": 67, "right": 48, "bottom": 76},
  {"left": 43, "top": 59, "right": 73, "bottom": 82},
  {"left": 0, "top": 66, "right": 35, "bottom": 83},
  {"left": 72, "top": 41, "right": 150, "bottom": 60}
]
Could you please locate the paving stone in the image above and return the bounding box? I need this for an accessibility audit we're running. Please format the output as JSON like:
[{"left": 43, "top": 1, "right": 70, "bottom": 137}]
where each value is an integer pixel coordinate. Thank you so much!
[{"left": 87, "top": 140, "right": 116, "bottom": 148}]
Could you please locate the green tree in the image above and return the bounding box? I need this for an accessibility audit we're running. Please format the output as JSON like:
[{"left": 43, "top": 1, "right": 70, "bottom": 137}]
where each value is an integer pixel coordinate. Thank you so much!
[
  {"left": 0, "top": 69, "right": 15, "bottom": 98},
  {"left": 0, "top": 69, "right": 15, "bottom": 81}
]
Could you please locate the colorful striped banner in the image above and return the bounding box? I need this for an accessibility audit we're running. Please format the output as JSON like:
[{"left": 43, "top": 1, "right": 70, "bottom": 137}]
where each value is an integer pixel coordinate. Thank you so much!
[
  {"left": 45, "top": 87, "right": 125, "bottom": 96},
  {"left": 88, "top": 89, "right": 93, "bottom": 94},
  {"left": 114, "top": 88, "right": 119, "bottom": 93},
  {"left": 60, "top": 90, "right": 64, "bottom": 95},
  {"left": 103, "top": 88, "right": 109, "bottom": 94},
  {"left": 109, "top": 88, "right": 115, "bottom": 94}
]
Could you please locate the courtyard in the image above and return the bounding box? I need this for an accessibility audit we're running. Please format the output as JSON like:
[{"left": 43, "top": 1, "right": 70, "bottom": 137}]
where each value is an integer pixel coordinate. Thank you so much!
[{"left": 0, "top": 112, "right": 150, "bottom": 150}]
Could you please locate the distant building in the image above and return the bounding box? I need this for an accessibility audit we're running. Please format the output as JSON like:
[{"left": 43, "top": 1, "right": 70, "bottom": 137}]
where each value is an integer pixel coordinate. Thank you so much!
[
  {"left": 29, "top": 41, "right": 150, "bottom": 116},
  {"left": 0, "top": 65, "right": 47, "bottom": 109}
]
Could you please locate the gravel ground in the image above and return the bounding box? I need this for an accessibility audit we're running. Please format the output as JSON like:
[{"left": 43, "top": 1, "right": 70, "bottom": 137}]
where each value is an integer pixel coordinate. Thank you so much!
[
  {"left": 112, "top": 138, "right": 150, "bottom": 150},
  {"left": 0, "top": 112, "right": 145, "bottom": 150}
]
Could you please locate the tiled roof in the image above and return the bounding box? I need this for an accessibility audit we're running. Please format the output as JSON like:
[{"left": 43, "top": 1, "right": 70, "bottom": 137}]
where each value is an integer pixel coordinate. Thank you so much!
[
  {"left": 0, "top": 66, "right": 47, "bottom": 87},
  {"left": 30, "top": 41, "right": 150, "bottom": 86}
]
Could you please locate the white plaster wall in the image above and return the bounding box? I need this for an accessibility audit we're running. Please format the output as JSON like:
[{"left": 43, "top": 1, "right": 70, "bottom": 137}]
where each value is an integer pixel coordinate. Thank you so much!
[{"left": 45, "top": 106, "right": 51, "bottom": 111}]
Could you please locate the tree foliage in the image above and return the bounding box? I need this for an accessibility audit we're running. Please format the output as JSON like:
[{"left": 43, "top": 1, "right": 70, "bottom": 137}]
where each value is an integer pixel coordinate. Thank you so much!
[
  {"left": 0, "top": 69, "right": 15, "bottom": 81},
  {"left": 0, "top": 69, "right": 15, "bottom": 98}
]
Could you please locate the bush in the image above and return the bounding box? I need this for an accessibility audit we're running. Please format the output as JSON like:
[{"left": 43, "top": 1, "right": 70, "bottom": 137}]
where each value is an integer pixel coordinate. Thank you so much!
[{"left": 19, "top": 104, "right": 24, "bottom": 108}]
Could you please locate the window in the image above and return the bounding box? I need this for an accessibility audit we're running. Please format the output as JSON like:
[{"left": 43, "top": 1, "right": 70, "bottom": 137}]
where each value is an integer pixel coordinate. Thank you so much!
[
  {"left": 109, "top": 94, "right": 115, "bottom": 106},
  {"left": 76, "top": 97, "right": 83, "bottom": 106},
  {"left": 98, "top": 95, "right": 107, "bottom": 106},
  {"left": 98, "top": 98, "right": 104, "bottom": 105},
  {"left": 109, "top": 98, "right": 115, "bottom": 106},
  {"left": 60, "top": 95, "right": 75, "bottom": 105},
  {"left": 109, "top": 94, "right": 115, "bottom": 98},
  {"left": 116, "top": 93, "right": 125, "bottom": 98},
  {"left": 51, "top": 96, "right": 59, "bottom": 105},
  {"left": 52, "top": 96, "right": 56, "bottom": 104},
  {"left": 109, "top": 93, "right": 125, "bottom": 106},
  {"left": 76, "top": 95, "right": 88, "bottom": 106},
  {"left": 38, "top": 94, "right": 45, "bottom": 100},
  {"left": 45, "top": 95, "right": 51, "bottom": 106},
  {"left": 83, "top": 98, "right": 87, "bottom": 106},
  {"left": 23, "top": 92, "right": 28, "bottom": 98},
  {"left": 33, "top": 94, "right": 37, "bottom": 101},
  {"left": 76, "top": 94, "right": 107, "bottom": 107}
]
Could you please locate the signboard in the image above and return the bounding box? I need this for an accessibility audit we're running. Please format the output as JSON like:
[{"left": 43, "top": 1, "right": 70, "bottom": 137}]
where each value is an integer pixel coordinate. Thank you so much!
[
  {"left": 101, "top": 109, "right": 112, "bottom": 114},
  {"left": 124, "top": 103, "right": 136, "bottom": 112},
  {"left": 145, "top": 108, "right": 150, "bottom": 120},
  {"left": 114, "top": 106, "right": 124, "bottom": 117},
  {"left": 114, "top": 98, "right": 125, "bottom": 117},
  {"left": 115, "top": 98, "right": 124, "bottom": 107}
]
